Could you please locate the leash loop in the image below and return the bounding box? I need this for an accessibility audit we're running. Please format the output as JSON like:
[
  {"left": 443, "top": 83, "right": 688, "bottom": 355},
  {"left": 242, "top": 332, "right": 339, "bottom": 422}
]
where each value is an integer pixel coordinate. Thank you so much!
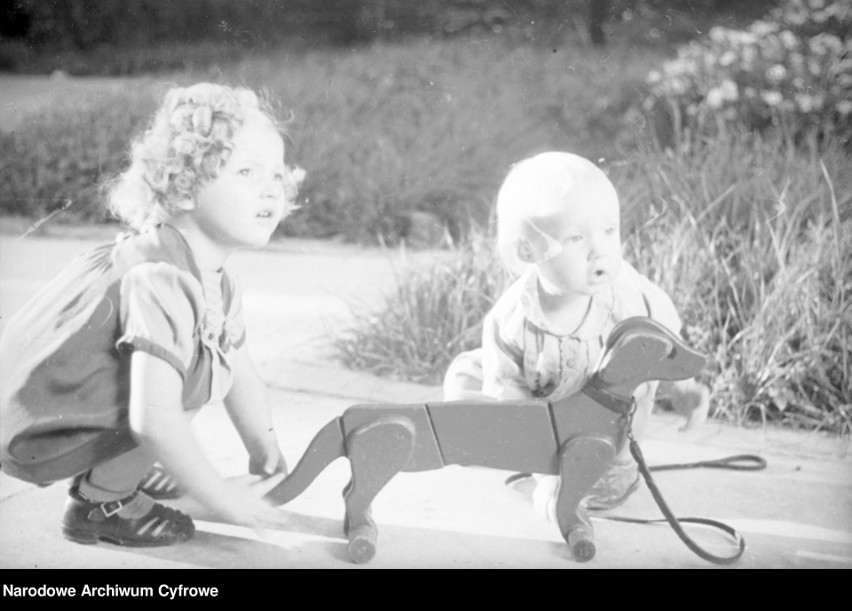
[{"left": 616, "top": 399, "right": 753, "bottom": 565}]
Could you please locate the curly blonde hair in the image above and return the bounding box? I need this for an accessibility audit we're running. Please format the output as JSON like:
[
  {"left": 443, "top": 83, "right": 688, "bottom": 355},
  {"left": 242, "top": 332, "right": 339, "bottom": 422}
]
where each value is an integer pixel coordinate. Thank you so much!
[{"left": 106, "top": 82, "right": 288, "bottom": 230}]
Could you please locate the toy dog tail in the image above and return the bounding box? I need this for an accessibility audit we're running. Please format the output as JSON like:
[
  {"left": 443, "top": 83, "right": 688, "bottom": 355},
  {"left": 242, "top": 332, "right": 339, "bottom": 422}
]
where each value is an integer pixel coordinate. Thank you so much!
[{"left": 263, "top": 418, "right": 346, "bottom": 506}]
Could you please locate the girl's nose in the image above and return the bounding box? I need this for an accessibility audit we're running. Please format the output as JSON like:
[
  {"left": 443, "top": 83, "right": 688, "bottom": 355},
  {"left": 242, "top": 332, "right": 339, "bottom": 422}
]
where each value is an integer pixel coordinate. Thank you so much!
[{"left": 262, "top": 176, "right": 283, "bottom": 198}]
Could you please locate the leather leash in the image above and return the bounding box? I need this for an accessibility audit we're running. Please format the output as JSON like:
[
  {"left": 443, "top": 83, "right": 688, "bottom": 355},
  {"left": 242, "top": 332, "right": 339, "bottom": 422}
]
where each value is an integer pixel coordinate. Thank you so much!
[{"left": 599, "top": 400, "right": 766, "bottom": 565}]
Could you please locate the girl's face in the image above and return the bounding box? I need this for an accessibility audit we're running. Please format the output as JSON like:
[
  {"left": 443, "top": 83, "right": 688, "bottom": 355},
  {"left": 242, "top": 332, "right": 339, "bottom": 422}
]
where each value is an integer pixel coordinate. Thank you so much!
[
  {"left": 192, "top": 114, "right": 292, "bottom": 250},
  {"left": 534, "top": 180, "right": 623, "bottom": 297}
]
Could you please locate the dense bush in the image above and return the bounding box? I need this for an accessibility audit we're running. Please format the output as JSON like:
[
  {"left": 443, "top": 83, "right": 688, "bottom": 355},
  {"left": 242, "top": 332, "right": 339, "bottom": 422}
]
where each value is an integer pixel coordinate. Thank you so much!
[
  {"left": 0, "top": 82, "right": 161, "bottom": 221},
  {"left": 0, "top": 38, "right": 664, "bottom": 242},
  {"left": 640, "top": 0, "right": 852, "bottom": 147}
]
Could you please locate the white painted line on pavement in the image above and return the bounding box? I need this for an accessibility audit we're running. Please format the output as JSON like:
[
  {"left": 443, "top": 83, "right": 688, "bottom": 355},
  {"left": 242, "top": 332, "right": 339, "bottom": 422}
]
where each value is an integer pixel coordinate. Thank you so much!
[
  {"left": 724, "top": 519, "right": 852, "bottom": 544},
  {"left": 793, "top": 550, "right": 852, "bottom": 564}
]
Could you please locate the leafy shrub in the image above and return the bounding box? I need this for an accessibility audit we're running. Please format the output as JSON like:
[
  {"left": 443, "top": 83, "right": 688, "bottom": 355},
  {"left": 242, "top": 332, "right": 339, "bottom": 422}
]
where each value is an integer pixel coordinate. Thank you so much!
[{"left": 640, "top": 0, "right": 852, "bottom": 147}]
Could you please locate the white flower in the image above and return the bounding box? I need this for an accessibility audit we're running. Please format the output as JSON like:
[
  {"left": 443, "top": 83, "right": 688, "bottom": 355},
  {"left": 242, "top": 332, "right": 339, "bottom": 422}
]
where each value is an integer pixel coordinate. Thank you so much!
[
  {"left": 767, "top": 64, "right": 787, "bottom": 83},
  {"left": 762, "top": 91, "right": 783, "bottom": 107},
  {"left": 808, "top": 58, "right": 822, "bottom": 76},
  {"left": 741, "top": 45, "right": 757, "bottom": 67},
  {"left": 720, "top": 79, "right": 739, "bottom": 102},
  {"left": 719, "top": 51, "right": 737, "bottom": 67},
  {"left": 808, "top": 0, "right": 824, "bottom": 9},
  {"left": 647, "top": 70, "right": 662, "bottom": 84},
  {"left": 707, "top": 87, "right": 725, "bottom": 109},
  {"left": 795, "top": 93, "right": 818, "bottom": 113},
  {"left": 779, "top": 30, "right": 799, "bottom": 50},
  {"left": 709, "top": 27, "right": 728, "bottom": 44},
  {"left": 836, "top": 100, "right": 852, "bottom": 115},
  {"left": 750, "top": 20, "right": 779, "bottom": 37}
]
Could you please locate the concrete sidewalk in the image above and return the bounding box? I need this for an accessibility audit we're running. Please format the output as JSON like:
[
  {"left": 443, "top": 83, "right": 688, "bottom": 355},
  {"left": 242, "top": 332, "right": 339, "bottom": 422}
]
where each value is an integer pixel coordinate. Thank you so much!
[{"left": 1, "top": 228, "right": 851, "bottom": 569}]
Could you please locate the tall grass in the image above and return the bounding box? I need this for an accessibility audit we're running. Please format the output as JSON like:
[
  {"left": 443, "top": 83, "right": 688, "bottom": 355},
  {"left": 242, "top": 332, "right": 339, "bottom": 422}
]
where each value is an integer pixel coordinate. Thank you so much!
[
  {"left": 339, "top": 131, "right": 852, "bottom": 434},
  {"left": 335, "top": 229, "right": 507, "bottom": 383},
  {"left": 615, "top": 131, "right": 851, "bottom": 433}
]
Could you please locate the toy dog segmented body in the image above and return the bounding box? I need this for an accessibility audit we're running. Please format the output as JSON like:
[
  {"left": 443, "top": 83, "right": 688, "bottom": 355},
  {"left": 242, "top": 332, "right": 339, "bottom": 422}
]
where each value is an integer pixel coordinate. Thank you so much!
[{"left": 264, "top": 317, "right": 706, "bottom": 564}]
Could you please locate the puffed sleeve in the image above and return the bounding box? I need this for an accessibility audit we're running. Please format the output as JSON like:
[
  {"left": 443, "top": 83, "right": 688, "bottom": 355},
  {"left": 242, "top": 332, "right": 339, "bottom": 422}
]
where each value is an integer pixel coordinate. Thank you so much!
[
  {"left": 222, "top": 271, "right": 247, "bottom": 352},
  {"left": 635, "top": 274, "right": 684, "bottom": 335},
  {"left": 116, "top": 262, "right": 204, "bottom": 378}
]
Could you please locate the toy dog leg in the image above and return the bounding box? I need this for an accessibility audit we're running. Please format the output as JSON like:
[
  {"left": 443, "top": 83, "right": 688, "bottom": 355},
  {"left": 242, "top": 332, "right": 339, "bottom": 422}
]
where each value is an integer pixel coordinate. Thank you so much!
[
  {"left": 343, "top": 416, "right": 416, "bottom": 564},
  {"left": 555, "top": 435, "right": 617, "bottom": 562}
]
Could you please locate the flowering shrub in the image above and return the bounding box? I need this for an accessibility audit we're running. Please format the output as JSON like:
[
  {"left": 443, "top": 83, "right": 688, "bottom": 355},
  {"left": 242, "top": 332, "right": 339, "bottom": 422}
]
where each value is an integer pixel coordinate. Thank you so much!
[{"left": 642, "top": 0, "right": 852, "bottom": 145}]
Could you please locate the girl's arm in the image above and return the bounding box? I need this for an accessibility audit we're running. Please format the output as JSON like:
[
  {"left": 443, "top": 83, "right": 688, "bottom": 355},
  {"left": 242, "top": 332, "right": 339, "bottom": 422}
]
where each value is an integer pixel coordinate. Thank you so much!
[
  {"left": 129, "top": 351, "right": 285, "bottom": 528},
  {"left": 223, "top": 343, "right": 288, "bottom": 477}
]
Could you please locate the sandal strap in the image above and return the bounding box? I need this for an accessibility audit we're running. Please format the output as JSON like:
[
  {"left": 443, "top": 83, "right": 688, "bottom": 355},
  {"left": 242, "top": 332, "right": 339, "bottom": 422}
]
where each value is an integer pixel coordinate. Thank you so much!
[
  {"left": 73, "top": 487, "right": 138, "bottom": 520},
  {"left": 99, "top": 497, "right": 131, "bottom": 518}
]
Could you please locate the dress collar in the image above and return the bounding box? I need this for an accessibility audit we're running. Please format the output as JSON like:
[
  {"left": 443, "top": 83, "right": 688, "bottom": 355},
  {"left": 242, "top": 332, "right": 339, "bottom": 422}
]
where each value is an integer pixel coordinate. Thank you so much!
[{"left": 518, "top": 269, "right": 615, "bottom": 340}]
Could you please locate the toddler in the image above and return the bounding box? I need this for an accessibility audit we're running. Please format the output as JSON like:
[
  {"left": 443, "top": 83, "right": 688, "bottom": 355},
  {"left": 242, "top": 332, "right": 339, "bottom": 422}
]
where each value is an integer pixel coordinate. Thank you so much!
[
  {"left": 443, "top": 151, "right": 709, "bottom": 519},
  {"left": 0, "top": 83, "right": 305, "bottom": 546}
]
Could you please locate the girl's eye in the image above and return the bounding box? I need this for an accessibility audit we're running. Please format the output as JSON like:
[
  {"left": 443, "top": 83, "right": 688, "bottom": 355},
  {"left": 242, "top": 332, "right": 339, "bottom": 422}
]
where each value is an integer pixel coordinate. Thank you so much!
[
  {"left": 605, "top": 227, "right": 618, "bottom": 236},
  {"left": 238, "top": 168, "right": 254, "bottom": 177},
  {"left": 273, "top": 172, "right": 285, "bottom": 182},
  {"left": 565, "top": 235, "right": 583, "bottom": 243}
]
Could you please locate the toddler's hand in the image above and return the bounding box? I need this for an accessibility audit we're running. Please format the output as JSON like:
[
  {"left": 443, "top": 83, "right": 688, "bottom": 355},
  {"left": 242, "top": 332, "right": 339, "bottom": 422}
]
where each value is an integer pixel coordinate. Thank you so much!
[
  {"left": 249, "top": 451, "right": 289, "bottom": 478},
  {"left": 669, "top": 379, "right": 710, "bottom": 431},
  {"left": 532, "top": 475, "right": 560, "bottom": 523}
]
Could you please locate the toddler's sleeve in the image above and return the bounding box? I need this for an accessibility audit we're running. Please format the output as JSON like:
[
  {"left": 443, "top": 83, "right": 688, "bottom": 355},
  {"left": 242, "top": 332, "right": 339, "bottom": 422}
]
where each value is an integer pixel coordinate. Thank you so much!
[
  {"left": 481, "top": 309, "right": 531, "bottom": 400},
  {"left": 116, "top": 262, "right": 204, "bottom": 377},
  {"left": 636, "top": 275, "right": 684, "bottom": 336}
]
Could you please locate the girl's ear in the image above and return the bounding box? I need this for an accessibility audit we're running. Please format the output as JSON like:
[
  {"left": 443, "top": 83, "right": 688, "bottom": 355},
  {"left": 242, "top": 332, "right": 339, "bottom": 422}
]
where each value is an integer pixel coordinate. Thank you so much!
[{"left": 174, "top": 199, "right": 196, "bottom": 212}]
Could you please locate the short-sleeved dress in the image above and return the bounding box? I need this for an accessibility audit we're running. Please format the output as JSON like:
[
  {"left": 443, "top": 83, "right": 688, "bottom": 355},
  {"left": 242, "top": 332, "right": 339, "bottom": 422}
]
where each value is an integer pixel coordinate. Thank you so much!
[{"left": 0, "top": 224, "right": 245, "bottom": 484}]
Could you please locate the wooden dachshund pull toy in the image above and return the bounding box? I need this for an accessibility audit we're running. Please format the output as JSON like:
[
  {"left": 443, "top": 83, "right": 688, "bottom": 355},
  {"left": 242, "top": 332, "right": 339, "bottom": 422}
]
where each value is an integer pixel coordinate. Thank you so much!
[{"left": 264, "top": 316, "right": 706, "bottom": 564}]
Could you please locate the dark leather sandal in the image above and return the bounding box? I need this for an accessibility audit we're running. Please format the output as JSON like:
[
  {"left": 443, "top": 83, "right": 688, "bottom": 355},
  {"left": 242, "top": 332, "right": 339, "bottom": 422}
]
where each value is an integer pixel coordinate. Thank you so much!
[
  {"left": 61, "top": 488, "right": 195, "bottom": 547},
  {"left": 137, "top": 463, "right": 185, "bottom": 500}
]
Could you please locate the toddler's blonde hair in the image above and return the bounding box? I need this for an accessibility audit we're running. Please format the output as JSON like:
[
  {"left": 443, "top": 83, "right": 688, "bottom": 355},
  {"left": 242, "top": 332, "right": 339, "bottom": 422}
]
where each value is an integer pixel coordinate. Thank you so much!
[
  {"left": 495, "top": 151, "right": 618, "bottom": 276},
  {"left": 106, "top": 82, "right": 288, "bottom": 230}
]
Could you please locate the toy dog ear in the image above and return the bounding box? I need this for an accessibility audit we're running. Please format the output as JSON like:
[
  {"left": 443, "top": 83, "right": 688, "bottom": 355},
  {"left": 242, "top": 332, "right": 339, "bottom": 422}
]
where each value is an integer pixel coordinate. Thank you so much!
[{"left": 516, "top": 220, "right": 562, "bottom": 264}]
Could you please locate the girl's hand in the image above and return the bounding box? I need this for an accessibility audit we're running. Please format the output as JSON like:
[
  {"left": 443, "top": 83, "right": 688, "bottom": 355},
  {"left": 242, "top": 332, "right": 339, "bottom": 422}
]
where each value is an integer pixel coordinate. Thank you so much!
[
  {"left": 212, "top": 481, "right": 289, "bottom": 532},
  {"left": 669, "top": 379, "right": 710, "bottom": 431}
]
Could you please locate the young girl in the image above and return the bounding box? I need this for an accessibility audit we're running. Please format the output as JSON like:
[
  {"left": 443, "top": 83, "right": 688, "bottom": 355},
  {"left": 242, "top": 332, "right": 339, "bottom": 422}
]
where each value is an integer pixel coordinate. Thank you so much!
[
  {"left": 0, "top": 82, "right": 305, "bottom": 546},
  {"left": 443, "top": 151, "right": 709, "bottom": 519}
]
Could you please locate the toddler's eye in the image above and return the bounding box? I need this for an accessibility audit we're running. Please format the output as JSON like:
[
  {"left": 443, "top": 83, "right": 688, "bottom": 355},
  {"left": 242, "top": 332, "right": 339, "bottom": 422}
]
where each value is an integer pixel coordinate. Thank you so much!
[
  {"left": 565, "top": 234, "right": 583, "bottom": 243},
  {"left": 238, "top": 168, "right": 254, "bottom": 177},
  {"left": 273, "top": 172, "right": 285, "bottom": 182}
]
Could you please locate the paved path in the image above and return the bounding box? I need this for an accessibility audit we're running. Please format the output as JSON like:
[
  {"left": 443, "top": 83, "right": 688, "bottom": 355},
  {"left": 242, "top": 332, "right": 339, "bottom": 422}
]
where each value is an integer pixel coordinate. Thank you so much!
[{"left": 1, "top": 226, "right": 850, "bottom": 569}]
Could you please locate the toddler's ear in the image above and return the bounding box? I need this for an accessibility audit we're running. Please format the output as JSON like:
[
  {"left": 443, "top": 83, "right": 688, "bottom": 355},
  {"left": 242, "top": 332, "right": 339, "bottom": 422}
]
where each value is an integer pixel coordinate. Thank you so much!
[
  {"left": 516, "top": 220, "right": 562, "bottom": 264},
  {"left": 174, "top": 199, "right": 196, "bottom": 212}
]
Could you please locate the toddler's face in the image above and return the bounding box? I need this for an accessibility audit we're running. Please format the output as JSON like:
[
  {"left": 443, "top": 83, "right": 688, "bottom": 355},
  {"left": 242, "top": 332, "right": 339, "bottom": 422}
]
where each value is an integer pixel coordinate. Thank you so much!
[
  {"left": 193, "top": 113, "right": 297, "bottom": 250},
  {"left": 533, "top": 178, "right": 622, "bottom": 297}
]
